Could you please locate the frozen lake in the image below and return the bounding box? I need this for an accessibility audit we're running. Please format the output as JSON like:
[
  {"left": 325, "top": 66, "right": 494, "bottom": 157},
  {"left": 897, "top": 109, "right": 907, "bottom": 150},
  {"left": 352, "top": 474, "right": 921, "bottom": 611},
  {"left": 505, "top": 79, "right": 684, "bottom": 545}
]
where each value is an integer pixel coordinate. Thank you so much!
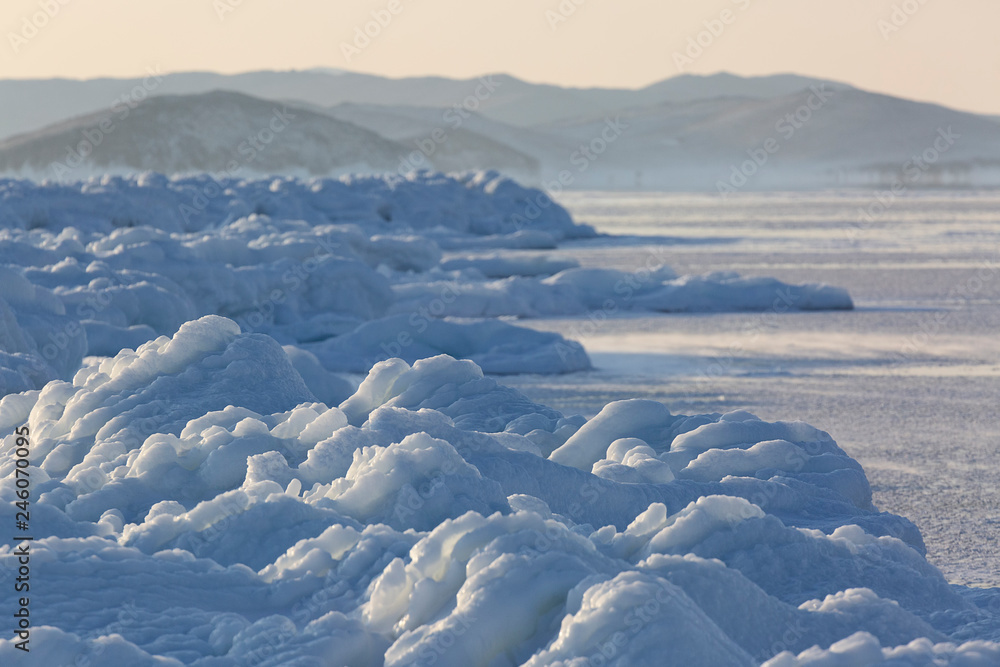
[
  {"left": 509, "top": 191, "right": 1000, "bottom": 587},
  {"left": 5, "top": 176, "right": 999, "bottom": 663}
]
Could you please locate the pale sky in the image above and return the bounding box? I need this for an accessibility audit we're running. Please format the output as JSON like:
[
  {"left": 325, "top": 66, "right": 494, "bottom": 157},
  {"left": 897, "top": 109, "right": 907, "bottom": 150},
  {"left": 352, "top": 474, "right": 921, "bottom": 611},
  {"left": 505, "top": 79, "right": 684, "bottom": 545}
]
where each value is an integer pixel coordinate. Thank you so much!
[{"left": 2, "top": 0, "right": 998, "bottom": 114}]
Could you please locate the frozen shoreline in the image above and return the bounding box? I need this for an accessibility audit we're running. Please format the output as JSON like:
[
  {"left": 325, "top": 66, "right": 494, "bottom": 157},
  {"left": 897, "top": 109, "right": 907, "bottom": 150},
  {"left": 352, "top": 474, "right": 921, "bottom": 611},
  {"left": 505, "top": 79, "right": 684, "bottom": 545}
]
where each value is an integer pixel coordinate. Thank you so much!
[
  {"left": 2, "top": 319, "right": 998, "bottom": 664},
  {"left": 507, "top": 191, "right": 1000, "bottom": 588},
  {"left": 1, "top": 177, "right": 998, "bottom": 664}
]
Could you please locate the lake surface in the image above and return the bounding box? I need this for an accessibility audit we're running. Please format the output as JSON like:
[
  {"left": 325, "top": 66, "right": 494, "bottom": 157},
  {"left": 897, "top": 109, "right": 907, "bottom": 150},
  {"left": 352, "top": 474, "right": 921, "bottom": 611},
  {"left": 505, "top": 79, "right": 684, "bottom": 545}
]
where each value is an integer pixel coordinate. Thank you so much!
[{"left": 508, "top": 190, "right": 1000, "bottom": 586}]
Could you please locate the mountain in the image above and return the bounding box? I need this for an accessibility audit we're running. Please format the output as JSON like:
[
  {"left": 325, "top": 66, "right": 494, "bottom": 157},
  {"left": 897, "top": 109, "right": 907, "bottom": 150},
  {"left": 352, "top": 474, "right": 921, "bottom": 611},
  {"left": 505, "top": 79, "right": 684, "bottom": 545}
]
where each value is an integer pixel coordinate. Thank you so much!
[
  {"left": 324, "top": 103, "right": 573, "bottom": 183},
  {"left": 534, "top": 87, "right": 1000, "bottom": 189},
  {"left": 636, "top": 72, "right": 850, "bottom": 106},
  {"left": 2, "top": 71, "right": 999, "bottom": 190},
  {"left": 0, "top": 90, "right": 410, "bottom": 180},
  {"left": 0, "top": 70, "right": 843, "bottom": 141}
]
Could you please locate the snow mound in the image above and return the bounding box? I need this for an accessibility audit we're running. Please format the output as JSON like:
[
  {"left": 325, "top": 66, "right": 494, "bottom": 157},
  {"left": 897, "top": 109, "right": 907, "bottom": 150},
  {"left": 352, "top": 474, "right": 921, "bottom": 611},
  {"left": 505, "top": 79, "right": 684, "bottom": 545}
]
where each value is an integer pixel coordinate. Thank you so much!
[
  {"left": 0, "top": 172, "right": 859, "bottom": 396},
  {"left": 440, "top": 253, "right": 580, "bottom": 278},
  {"left": 0, "top": 172, "right": 601, "bottom": 386},
  {"left": 0, "top": 267, "right": 87, "bottom": 394},
  {"left": 0, "top": 171, "right": 592, "bottom": 239},
  {"left": 1, "top": 319, "right": 997, "bottom": 665},
  {"left": 763, "top": 631, "right": 1000, "bottom": 666},
  {"left": 389, "top": 268, "right": 853, "bottom": 320},
  {"left": 523, "top": 571, "right": 755, "bottom": 666},
  {"left": 304, "top": 315, "right": 591, "bottom": 375}
]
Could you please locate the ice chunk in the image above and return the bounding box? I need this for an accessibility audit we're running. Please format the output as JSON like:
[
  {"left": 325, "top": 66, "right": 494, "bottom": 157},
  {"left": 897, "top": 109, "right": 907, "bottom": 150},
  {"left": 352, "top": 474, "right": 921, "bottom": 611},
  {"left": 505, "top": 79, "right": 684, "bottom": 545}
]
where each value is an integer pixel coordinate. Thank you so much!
[
  {"left": 763, "top": 631, "right": 1000, "bottom": 666},
  {"left": 549, "top": 400, "right": 677, "bottom": 471},
  {"left": 308, "top": 317, "right": 591, "bottom": 375},
  {"left": 310, "top": 433, "right": 510, "bottom": 531},
  {"left": 523, "top": 572, "right": 755, "bottom": 666}
]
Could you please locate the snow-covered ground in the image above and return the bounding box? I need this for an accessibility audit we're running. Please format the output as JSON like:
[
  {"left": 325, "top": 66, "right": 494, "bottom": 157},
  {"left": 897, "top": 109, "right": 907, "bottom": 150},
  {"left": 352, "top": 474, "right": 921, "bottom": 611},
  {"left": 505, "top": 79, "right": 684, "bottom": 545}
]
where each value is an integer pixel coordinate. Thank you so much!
[
  {"left": 509, "top": 190, "right": 1000, "bottom": 588},
  {"left": 1, "top": 176, "right": 999, "bottom": 665},
  {"left": 0, "top": 173, "right": 852, "bottom": 396}
]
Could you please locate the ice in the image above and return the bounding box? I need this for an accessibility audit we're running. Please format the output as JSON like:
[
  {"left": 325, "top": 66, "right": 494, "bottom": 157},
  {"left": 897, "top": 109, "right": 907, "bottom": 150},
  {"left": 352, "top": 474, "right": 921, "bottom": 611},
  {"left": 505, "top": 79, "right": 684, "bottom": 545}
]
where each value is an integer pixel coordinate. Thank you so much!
[
  {"left": 549, "top": 399, "right": 677, "bottom": 471},
  {"left": 0, "top": 172, "right": 861, "bottom": 394},
  {"left": 522, "top": 572, "right": 756, "bottom": 666},
  {"left": 338, "top": 355, "right": 565, "bottom": 437},
  {"left": 388, "top": 269, "right": 853, "bottom": 320},
  {"left": 0, "top": 626, "right": 184, "bottom": 666},
  {"left": 548, "top": 268, "right": 853, "bottom": 313},
  {"left": 303, "top": 315, "right": 591, "bottom": 375},
  {"left": 1, "top": 173, "right": 996, "bottom": 665},
  {"left": 282, "top": 345, "right": 355, "bottom": 406},
  {"left": 0, "top": 267, "right": 87, "bottom": 392},
  {"left": 309, "top": 432, "right": 511, "bottom": 531},
  {"left": 2, "top": 308, "right": 998, "bottom": 664},
  {"left": 0, "top": 171, "right": 591, "bottom": 239},
  {"left": 763, "top": 632, "right": 1000, "bottom": 666},
  {"left": 0, "top": 172, "right": 604, "bottom": 384},
  {"left": 592, "top": 439, "right": 676, "bottom": 484},
  {"left": 440, "top": 253, "right": 579, "bottom": 278}
]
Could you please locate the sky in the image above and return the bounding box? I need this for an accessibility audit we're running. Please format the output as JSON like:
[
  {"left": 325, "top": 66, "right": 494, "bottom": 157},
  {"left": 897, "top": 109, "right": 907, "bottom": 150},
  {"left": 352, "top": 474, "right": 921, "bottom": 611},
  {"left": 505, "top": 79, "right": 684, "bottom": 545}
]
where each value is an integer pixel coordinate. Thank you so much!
[{"left": 2, "top": 0, "right": 998, "bottom": 115}]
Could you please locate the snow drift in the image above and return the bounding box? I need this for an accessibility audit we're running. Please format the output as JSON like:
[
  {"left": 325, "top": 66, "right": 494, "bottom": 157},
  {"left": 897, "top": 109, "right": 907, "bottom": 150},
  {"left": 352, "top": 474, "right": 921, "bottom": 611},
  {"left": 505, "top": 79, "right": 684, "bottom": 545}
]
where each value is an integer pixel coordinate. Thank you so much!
[
  {"left": 4, "top": 171, "right": 973, "bottom": 665},
  {"left": 0, "top": 172, "right": 852, "bottom": 394},
  {"left": 0, "top": 318, "right": 998, "bottom": 665},
  {"left": 0, "top": 171, "right": 600, "bottom": 390}
]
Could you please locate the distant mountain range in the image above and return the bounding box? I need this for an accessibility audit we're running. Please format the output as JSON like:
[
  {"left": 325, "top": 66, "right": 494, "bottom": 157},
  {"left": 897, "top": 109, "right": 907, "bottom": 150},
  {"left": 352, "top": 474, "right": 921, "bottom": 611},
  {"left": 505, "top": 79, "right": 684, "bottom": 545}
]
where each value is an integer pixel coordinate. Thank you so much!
[
  {"left": 1, "top": 70, "right": 999, "bottom": 190},
  {"left": 534, "top": 87, "right": 1000, "bottom": 189},
  {"left": 0, "top": 70, "right": 842, "bottom": 138},
  {"left": 0, "top": 91, "right": 407, "bottom": 180}
]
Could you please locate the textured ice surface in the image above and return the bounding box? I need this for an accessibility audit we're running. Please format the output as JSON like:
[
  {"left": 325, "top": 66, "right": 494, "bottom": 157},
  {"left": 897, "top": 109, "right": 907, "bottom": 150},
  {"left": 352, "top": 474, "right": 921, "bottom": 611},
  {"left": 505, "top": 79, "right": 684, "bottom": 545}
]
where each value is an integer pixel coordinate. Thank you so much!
[
  {"left": 509, "top": 190, "right": 1000, "bottom": 590},
  {"left": 2, "top": 176, "right": 991, "bottom": 665},
  {"left": 1, "top": 318, "right": 998, "bottom": 665},
  {"left": 0, "top": 172, "right": 851, "bottom": 393}
]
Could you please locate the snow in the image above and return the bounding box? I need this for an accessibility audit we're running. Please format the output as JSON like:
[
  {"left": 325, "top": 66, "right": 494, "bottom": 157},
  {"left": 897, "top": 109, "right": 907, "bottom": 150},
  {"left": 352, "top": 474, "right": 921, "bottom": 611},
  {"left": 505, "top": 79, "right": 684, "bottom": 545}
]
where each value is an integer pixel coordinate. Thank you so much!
[
  {"left": 763, "top": 632, "right": 1000, "bottom": 666},
  {"left": 0, "top": 172, "right": 855, "bottom": 396},
  {"left": 2, "top": 315, "right": 999, "bottom": 664},
  {"left": 549, "top": 399, "right": 676, "bottom": 471},
  {"left": 303, "top": 315, "right": 591, "bottom": 374},
  {"left": 0, "top": 174, "right": 996, "bottom": 665},
  {"left": 522, "top": 571, "right": 756, "bottom": 666},
  {"left": 439, "top": 253, "right": 579, "bottom": 278},
  {"left": 388, "top": 269, "right": 852, "bottom": 320},
  {"left": 7, "top": 72, "right": 1000, "bottom": 191}
]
